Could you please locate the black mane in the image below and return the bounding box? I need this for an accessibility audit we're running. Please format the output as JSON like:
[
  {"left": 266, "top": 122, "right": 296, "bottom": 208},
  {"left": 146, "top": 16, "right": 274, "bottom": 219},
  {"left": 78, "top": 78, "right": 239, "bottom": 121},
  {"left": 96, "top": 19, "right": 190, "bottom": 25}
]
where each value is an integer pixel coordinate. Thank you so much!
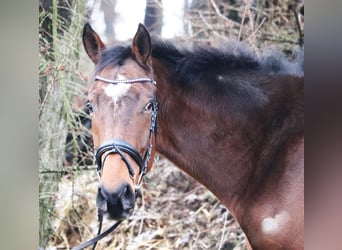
[
  {"left": 151, "top": 38, "right": 303, "bottom": 85},
  {"left": 96, "top": 37, "right": 304, "bottom": 88}
]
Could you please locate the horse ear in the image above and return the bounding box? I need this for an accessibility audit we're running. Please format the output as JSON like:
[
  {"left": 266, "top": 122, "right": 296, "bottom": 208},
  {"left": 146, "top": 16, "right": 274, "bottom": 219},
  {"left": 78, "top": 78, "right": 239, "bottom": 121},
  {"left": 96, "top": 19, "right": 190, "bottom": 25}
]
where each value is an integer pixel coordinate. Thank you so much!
[
  {"left": 82, "top": 23, "right": 106, "bottom": 64},
  {"left": 132, "top": 23, "right": 152, "bottom": 67}
]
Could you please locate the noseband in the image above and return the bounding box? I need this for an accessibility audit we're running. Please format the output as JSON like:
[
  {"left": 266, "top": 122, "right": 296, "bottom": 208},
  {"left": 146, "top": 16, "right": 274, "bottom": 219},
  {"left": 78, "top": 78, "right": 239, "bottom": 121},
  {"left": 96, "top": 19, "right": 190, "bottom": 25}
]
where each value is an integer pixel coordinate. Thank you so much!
[{"left": 94, "top": 75, "right": 158, "bottom": 187}]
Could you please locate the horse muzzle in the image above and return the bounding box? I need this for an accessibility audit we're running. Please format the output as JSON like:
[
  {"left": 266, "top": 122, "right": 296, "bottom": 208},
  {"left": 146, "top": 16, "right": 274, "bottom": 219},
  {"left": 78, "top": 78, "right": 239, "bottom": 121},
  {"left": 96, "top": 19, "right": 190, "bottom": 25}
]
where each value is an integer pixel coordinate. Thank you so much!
[{"left": 96, "top": 183, "right": 135, "bottom": 220}]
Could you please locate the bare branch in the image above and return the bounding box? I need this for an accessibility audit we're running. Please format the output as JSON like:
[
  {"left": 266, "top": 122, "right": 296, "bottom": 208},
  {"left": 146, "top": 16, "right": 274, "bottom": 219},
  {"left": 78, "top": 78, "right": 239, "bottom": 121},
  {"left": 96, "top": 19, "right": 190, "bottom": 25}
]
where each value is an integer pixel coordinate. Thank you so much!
[
  {"left": 40, "top": 165, "right": 96, "bottom": 175},
  {"left": 208, "top": 0, "right": 239, "bottom": 27}
]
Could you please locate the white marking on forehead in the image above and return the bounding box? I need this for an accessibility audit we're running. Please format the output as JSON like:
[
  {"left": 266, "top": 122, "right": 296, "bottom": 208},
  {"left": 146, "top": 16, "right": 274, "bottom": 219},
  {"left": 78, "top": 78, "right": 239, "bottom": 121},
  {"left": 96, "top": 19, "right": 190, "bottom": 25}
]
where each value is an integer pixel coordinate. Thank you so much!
[
  {"left": 261, "top": 211, "right": 290, "bottom": 235},
  {"left": 116, "top": 73, "right": 126, "bottom": 80},
  {"left": 103, "top": 74, "right": 131, "bottom": 106}
]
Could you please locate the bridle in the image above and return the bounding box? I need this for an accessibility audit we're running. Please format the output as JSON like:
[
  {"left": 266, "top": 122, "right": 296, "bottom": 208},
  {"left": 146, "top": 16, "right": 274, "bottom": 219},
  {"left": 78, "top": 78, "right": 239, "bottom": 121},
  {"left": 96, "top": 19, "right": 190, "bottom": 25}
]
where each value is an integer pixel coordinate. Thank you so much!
[
  {"left": 71, "top": 75, "right": 157, "bottom": 250},
  {"left": 94, "top": 75, "right": 158, "bottom": 187}
]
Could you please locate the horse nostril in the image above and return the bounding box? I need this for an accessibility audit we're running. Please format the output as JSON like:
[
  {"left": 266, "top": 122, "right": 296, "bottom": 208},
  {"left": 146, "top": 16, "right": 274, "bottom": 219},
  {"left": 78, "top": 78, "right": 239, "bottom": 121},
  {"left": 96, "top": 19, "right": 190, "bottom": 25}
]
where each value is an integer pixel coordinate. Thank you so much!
[
  {"left": 96, "top": 187, "right": 108, "bottom": 213},
  {"left": 122, "top": 185, "right": 133, "bottom": 199},
  {"left": 120, "top": 184, "right": 135, "bottom": 211}
]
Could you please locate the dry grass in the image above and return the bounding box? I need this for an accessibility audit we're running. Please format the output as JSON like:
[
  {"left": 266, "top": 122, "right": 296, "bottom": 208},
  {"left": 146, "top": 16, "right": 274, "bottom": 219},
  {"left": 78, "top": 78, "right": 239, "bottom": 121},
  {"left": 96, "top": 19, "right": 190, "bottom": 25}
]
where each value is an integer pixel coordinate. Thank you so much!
[{"left": 46, "top": 155, "right": 247, "bottom": 250}]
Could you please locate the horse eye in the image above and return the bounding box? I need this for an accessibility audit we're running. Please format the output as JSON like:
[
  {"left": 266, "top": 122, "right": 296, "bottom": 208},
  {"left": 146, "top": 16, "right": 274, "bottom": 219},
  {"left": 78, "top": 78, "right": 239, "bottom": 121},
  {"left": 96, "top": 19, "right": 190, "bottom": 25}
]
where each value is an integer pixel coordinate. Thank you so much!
[
  {"left": 86, "top": 101, "right": 94, "bottom": 113},
  {"left": 144, "top": 102, "right": 153, "bottom": 112}
]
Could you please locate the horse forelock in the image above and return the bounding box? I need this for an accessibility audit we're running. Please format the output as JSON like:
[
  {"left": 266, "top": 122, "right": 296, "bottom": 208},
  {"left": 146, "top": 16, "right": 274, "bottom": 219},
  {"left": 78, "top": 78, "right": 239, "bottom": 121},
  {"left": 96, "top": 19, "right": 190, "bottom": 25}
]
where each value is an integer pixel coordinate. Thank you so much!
[{"left": 95, "top": 45, "right": 132, "bottom": 73}]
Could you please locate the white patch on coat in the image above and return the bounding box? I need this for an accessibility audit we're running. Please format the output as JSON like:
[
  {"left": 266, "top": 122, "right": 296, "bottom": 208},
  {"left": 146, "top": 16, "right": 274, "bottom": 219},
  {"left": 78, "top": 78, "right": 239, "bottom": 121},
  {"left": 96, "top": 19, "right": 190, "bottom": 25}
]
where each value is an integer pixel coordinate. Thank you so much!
[
  {"left": 116, "top": 74, "right": 126, "bottom": 80},
  {"left": 261, "top": 211, "right": 290, "bottom": 235},
  {"left": 102, "top": 74, "right": 131, "bottom": 108}
]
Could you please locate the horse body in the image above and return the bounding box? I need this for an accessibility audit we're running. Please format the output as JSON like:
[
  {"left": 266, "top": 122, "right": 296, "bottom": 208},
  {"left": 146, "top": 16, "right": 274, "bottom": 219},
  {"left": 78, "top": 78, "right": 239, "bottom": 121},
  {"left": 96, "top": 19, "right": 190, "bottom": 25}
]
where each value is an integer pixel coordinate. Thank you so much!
[
  {"left": 82, "top": 23, "right": 304, "bottom": 249},
  {"left": 153, "top": 53, "right": 304, "bottom": 249}
]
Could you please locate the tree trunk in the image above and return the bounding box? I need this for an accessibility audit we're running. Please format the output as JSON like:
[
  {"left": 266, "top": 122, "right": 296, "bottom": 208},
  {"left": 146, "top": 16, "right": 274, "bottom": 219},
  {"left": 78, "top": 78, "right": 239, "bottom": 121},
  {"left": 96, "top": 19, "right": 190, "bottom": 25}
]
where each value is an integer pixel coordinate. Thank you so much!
[
  {"left": 144, "top": 0, "right": 163, "bottom": 36},
  {"left": 100, "top": 0, "right": 118, "bottom": 42}
]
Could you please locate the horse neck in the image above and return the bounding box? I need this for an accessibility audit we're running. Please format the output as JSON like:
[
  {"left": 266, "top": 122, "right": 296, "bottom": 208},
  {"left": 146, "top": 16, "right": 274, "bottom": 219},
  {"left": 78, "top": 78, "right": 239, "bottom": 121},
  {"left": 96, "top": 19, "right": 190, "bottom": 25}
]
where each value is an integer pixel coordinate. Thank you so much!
[{"left": 152, "top": 60, "right": 303, "bottom": 215}]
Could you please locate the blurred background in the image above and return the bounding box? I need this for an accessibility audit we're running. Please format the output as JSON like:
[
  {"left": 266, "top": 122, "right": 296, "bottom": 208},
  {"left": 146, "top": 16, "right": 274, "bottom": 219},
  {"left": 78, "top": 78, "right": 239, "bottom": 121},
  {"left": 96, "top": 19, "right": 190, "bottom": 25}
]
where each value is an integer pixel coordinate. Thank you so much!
[{"left": 39, "top": 0, "right": 304, "bottom": 249}]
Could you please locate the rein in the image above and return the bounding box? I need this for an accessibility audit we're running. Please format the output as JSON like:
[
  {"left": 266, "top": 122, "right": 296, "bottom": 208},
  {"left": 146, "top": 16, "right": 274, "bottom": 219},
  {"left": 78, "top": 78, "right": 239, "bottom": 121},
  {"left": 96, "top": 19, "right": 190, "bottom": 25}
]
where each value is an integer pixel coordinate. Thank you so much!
[
  {"left": 71, "top": 218, "right": 122, "bottom": 250},
  {"left": 72, "top": 76, "right": 157, "bottom": 250}
]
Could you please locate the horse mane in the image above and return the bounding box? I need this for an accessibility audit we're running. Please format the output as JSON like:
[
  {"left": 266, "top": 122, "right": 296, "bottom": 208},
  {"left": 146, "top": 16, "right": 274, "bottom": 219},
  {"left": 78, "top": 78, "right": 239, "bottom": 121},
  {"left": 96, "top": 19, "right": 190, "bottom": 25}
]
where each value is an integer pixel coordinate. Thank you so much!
[{"left": 151, "top": 38, "right": 304, "bottom": 87}]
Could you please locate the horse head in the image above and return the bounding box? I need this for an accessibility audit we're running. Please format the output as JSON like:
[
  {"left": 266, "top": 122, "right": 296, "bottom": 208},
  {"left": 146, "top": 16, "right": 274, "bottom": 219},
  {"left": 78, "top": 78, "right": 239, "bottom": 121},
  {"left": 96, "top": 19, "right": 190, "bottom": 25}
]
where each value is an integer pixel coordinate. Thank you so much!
[{"left": 83, "top": 23, "right": 157, "bottom": 220}]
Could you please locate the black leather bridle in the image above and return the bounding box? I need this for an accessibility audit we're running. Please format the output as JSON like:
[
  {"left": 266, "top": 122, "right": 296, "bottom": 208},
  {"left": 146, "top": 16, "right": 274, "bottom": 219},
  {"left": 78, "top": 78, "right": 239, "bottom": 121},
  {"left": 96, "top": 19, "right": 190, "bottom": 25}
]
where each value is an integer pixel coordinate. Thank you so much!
[
  {"left": 71, "top": 76, "right": 157, "bottom": 250},
  {"left": 93, "top": 75, "right": 158, "bottom": 187}
]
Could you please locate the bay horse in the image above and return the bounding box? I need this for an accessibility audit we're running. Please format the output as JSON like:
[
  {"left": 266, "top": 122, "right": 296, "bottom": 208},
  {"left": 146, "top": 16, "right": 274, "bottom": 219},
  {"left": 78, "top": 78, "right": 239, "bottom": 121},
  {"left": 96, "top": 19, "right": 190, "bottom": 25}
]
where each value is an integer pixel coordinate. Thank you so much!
[{"left": 82, "top": 23, "right": 304, "bottom": 249}]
